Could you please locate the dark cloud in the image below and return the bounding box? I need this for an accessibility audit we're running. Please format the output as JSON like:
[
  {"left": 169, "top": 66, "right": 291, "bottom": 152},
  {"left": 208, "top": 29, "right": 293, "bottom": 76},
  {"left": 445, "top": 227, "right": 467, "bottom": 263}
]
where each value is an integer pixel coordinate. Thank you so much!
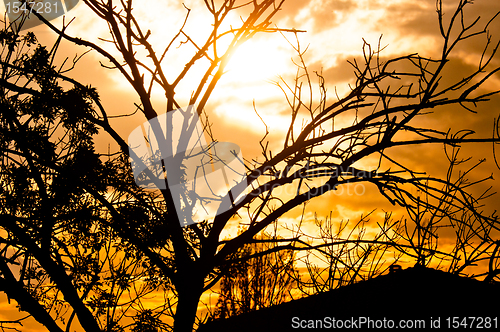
[
  {"left": 375, "top": 0, "right": 438, "bottom": 38},
  {"left": 375, "top": 0, "right": 500, "bottom": 58}
]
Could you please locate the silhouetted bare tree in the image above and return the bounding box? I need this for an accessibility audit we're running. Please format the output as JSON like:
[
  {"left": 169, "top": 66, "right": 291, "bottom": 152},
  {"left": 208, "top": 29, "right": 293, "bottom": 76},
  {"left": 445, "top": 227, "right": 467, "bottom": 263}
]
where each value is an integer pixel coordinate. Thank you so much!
[{"left": 1, "top": 1, "right": 500, "bottom": 331}]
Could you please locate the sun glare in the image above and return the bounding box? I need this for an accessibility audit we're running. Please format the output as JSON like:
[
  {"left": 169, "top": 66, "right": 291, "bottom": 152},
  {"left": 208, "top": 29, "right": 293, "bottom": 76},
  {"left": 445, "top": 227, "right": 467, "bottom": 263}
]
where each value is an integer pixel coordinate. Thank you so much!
[
  {"left": 207, "top": 36, "right": 295, "bottom": 134},
  {"left": 224, "top": 37, "right": 289, "bottom": 85}
]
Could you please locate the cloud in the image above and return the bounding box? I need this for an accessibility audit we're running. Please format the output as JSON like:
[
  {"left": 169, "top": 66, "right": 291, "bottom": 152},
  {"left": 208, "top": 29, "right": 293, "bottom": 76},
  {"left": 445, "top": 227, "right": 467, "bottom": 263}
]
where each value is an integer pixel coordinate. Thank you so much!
[
  {"left": 281, "top": 0, "right": 358, "bottom": 33},
  {"left": 375, "top": 0, "right": 439, "bottom": 38}
]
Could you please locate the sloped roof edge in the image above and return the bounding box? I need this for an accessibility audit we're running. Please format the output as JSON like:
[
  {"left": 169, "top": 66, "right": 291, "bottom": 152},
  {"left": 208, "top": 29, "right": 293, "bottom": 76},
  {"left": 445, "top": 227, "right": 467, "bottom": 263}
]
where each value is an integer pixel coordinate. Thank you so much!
[{"left": 199, "top": 266, "right": 500, "bottom": 332}]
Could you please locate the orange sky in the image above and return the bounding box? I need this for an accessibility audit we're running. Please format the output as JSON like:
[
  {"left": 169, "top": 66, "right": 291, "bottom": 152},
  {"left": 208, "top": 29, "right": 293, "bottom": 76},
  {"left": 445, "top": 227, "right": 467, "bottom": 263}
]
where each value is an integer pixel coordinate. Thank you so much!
[{"left": 1, "top": 0, "right": 500, "bottom": 330}]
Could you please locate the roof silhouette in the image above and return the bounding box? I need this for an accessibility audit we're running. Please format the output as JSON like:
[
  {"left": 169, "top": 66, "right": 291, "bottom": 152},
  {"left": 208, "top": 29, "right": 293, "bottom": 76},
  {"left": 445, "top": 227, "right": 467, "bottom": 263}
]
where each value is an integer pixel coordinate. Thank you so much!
[{"left": 199, "top": 266, "right": 500, "bottom": 331}]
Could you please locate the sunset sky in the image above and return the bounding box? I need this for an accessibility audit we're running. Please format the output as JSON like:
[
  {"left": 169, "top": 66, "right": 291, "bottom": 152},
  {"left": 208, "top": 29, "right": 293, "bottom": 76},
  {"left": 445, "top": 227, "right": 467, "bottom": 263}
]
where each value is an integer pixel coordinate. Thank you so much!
[{"left": 2, "top": 0, "right": 500, "bottom": 330}]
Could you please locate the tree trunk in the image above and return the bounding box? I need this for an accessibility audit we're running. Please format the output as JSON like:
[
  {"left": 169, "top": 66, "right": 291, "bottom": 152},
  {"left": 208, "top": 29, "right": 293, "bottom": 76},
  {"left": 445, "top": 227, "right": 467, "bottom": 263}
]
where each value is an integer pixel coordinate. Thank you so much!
[{"left": 173, "top": 277, "right": 204, "bottom": 332}]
